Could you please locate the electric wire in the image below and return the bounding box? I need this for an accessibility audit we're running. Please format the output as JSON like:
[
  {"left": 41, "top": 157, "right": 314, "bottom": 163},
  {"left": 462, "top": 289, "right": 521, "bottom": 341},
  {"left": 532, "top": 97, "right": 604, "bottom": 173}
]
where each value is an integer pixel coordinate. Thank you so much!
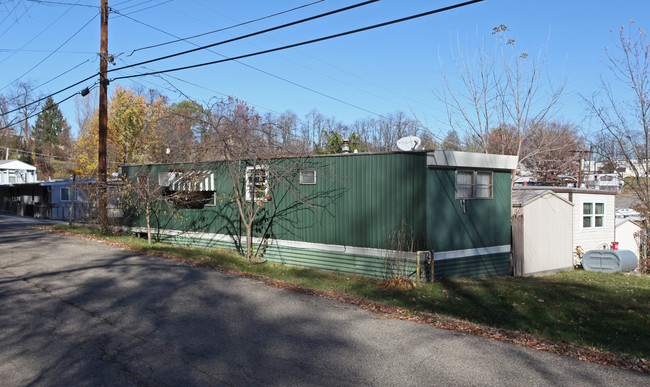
[
  {"left": 108, "top": 0, "right": 380, "bottom": 74},
  {"left": 178, "top": 2, "right": 435, "bottom": 118},
  {"left": 0, "top": 11, "right": 98, "bottom": 92},
  {"left": 114, "top": 3, "right": 386, "bottom": 117},
  {"left": 0, "top": 49, "right": 96, "bottom": 54},
  {"left": 111, "top": 1, "right": 483, "bottom": 81},
  {"left": 1, "top": 73, "right": 97, "bottom": 117},
  {"left": 1, "top": 0, "right": 482, "bottom": 123},
  {"left": 1, "top": 87, "right": 91, "bottom": 131},
  {"left": 27, "top": 59, "right": 94, "bottom": 97},
  {"left": 114, "top": 0, "right": 174, "bottom": 15},
  {"left": 0, "top": 2, "right": 35, "bottom": 39},
  {"left": 0, "top": 0, "right": 21, "bottom": 29},
  {"left": 24, "top": 0, "right": 99, "bottom": 8},
  {"left": 0, "top": 0, "right": 86, "bottom": 66},
  {"left": 0, "top": 145, "right": 91, "bottom": 163},
  {"left": 123, "top": 0, "right": 324, "bottom": 56},
  {"left": 1, "top": 0, "right": 374, "bottom": 116}
]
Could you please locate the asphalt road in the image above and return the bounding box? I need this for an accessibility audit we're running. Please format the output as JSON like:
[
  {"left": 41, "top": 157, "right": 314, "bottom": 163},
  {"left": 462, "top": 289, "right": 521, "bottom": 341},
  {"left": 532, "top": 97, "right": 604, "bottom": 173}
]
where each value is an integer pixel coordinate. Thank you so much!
[{"left": 0, "top": 215, "right": 648, "bottom": 386}]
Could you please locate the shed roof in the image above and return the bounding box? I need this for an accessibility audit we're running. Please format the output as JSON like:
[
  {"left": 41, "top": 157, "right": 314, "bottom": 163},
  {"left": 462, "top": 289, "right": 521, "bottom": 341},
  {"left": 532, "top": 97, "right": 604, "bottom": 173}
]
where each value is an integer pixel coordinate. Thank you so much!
[
  {"left": 0, "top": 159, "right": 37, "bottom": 170},
  {"left": 615, "top": 218, "right": 643, "bottom": 229},
  {"left": 512, "top": 189, "right": 573, "bottom": 207},
  {"left": 514, "top": 186, "right": 617, "bottom": 196}
]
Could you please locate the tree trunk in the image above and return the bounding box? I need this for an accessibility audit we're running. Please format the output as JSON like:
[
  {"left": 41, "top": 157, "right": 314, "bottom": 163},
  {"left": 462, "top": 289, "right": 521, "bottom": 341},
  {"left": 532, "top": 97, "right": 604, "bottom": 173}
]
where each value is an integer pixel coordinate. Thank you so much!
[
  {"left": 145, "top": 202, "right": 151, "bottom": 244},
  {"left": 245, "top": 222, "right": 252, "bottom": 263}
]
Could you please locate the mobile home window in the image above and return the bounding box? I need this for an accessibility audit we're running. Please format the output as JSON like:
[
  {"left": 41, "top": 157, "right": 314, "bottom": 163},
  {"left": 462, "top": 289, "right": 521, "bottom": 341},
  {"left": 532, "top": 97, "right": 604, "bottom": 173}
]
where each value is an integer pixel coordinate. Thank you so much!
[
  {"left": 455, "top": 170, "right": 493, "bottom": 199},
  {"left": 61, "top": 187, "right": 70, "bottom": 201},
  {"left": 299, "top": 170, "right": 316, "bottom": 185},
  {"left": 245, "top": 166, "right": 269, "bottom": 202},
  {"left": 583, "top": 202, "right": 605, "bottom": 228}
]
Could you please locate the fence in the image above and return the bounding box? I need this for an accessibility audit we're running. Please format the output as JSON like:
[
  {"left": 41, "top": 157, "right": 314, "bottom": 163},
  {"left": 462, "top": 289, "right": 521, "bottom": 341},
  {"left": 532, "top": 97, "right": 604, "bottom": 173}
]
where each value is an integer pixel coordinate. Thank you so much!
[{"left": 1, "top": 201, "right": 103, "bottom": 223}]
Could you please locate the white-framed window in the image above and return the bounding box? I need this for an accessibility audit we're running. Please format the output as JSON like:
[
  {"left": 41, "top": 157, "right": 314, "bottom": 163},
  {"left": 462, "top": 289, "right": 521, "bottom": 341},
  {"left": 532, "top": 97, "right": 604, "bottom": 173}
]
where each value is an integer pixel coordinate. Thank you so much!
[
  {"left": 300, "top": 170, "right": 316, "bottom": 185},
  {"left": 204, "top": 192, "right": 218, "bottom": 207},
  {"left": 455, "top": 170, "right": 493, "bottom": 199},
  {"left": 245, "top": 165, "right": 269, "bottom": 202},
  {"left": 60, "top": 187, "right": 70, "bottom": 201},
  {"left": 583, "top": 202, "right": 605, "bottom": 228}
]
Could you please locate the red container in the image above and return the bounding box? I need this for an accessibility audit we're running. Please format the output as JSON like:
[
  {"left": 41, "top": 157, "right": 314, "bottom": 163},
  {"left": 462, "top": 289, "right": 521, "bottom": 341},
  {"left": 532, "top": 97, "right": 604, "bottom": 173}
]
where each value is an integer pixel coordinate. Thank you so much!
[{"left": 611, "top": 242, "right": 619, "bottom": 250}]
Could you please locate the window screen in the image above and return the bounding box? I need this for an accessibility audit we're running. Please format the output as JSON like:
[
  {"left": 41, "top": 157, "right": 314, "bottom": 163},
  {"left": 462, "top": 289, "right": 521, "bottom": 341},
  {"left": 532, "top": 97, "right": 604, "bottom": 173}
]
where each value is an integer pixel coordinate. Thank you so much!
[
  {"left": 455, "top": 170, "right": 493, "bottom": 199},
  {"left": 61, "top": 187, "right": 70, "bottom": 201},
  {"left": 300, "top": 170, "right": 316, "bottom": 185}
]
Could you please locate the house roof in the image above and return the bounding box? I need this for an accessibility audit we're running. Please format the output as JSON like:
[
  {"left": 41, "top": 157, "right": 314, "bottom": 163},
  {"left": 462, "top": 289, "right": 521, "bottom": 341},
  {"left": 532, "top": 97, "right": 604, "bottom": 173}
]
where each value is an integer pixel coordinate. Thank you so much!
[
  {"left": 0, "top": 159, "right": 37, "bottom": 170},
  {"left": 512, "top": 189, "right": 573, "bottom": 207}
]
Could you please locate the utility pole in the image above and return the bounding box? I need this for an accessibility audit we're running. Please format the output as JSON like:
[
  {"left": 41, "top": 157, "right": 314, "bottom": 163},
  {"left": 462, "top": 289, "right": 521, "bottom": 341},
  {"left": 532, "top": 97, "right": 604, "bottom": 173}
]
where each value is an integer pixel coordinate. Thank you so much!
[{"left": 98, "top": 0, "right": 108, "bottom": 229}]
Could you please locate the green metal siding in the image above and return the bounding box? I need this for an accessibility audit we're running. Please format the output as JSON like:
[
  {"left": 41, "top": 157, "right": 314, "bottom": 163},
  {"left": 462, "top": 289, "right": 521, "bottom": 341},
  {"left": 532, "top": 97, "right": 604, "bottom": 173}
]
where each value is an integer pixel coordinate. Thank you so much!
[
  {"left": 433, "top": 253, "right": 511, "bottom": 279},
  {"left": 148, "top": 232, "right": 415, "bottom": 279},
  {"left": 426, "top": 169, "right": 512, "bottom": 252},
  {"left": 121, "top": 153, "right": 513, "bottom": 279},
  {"left": 122, "top": 153, "right": 428, "bottom": 251}
]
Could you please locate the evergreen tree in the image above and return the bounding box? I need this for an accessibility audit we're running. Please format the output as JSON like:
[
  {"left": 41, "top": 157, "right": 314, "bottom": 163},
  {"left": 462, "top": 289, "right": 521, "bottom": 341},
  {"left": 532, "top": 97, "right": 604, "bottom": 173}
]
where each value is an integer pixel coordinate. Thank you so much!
[
  {"left": 33, "top": 97, "right": 69, "bottom": 152},
  {"left": 314, "top": 130, "right": 366, "bottom": 154}
]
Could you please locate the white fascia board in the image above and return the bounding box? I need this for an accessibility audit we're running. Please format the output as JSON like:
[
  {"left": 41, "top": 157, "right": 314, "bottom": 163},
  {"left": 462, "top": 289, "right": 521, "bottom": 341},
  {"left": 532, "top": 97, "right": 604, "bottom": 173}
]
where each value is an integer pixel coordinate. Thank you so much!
[{"left": 427, "top": 150, "right": 518, "bottom": 171}]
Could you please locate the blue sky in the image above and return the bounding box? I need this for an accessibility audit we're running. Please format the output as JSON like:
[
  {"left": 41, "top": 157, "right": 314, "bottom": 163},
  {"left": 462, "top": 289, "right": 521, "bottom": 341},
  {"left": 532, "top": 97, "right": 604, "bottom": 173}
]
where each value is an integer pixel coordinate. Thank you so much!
[{"left": 1, "top": 0, "right": 649, "bottom": 138}]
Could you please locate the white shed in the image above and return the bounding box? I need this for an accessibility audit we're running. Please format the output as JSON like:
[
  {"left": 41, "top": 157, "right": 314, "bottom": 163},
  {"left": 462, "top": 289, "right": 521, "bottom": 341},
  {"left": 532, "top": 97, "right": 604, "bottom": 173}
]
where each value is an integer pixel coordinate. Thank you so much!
[
  {"left": 615, "top": 218, "right": 642, "bottom": 257},
  {"left": 512, "top": 189, "right": 574, "bottom": 276},
  {"left": 0, "top": 159, "right": 38, "bottom": 184}
]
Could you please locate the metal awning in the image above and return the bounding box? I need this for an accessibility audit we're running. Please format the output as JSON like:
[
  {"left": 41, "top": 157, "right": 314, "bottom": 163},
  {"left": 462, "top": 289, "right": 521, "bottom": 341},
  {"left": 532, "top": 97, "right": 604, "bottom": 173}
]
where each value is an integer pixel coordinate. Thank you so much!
[{"left": 159, "top": 171, "right": 215, "bottom": 191}]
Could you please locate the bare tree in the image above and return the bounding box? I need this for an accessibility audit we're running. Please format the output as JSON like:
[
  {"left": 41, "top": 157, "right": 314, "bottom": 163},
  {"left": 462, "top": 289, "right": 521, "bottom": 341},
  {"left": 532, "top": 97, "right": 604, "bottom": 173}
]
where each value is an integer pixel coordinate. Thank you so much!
[
  {"left": 11, "top": 80, "right": 42, "bottom": 145},
  {"left": 436, "top": 25, "right": 565, "bottom": 185},
  {"left": 201, "top": 98, "right": 328, "bottom": 263},
  {"left": 585, "top": 22, "right": 650, "bottom": 239}
]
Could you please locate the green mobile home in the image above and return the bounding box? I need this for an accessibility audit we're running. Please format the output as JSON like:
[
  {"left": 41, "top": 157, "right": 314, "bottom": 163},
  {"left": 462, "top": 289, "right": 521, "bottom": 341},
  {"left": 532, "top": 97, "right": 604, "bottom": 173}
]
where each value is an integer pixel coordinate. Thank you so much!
[{"left": 120, "top": 150, "right": 518, "bottom": 279}]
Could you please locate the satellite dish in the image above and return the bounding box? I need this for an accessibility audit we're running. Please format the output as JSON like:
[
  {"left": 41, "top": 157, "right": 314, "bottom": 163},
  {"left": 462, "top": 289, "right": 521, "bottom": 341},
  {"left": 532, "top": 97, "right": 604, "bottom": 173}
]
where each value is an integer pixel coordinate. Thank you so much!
[{"left": 396, "top": 136, "right": 421, "bottom": 151}]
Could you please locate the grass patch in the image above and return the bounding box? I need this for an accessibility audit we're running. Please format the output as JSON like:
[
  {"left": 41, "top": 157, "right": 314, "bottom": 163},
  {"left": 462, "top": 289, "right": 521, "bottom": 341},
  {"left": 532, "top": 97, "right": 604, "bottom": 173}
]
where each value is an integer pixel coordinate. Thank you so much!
[{"left": 52, "top": 224, "right": 650, "bottom": 360}]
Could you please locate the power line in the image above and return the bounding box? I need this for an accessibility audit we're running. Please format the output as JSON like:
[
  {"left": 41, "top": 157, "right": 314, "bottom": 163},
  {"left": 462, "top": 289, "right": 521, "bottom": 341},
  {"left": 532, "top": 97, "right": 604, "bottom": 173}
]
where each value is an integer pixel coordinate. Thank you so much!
[
  {"left": 0, "top": 11, "right": 98, "bottom": 92},
  {"left": 1, "top": 145, "right": 79, "bottom": 163},
  {"left": 108, "top": 0, "right": 380, "bottom": 74},
  {"left": 0, "top": 87, "right": 91, "bottom": 131},
  {"left": 0, "top": 0, "right": 21, "bottom": 29},
  {"left": 0, "top": 48, "right": 96, "bottom": 54},
  {"left": 122, "top": 0, "right": 324, "bottom": 56},
  {"left": 0, "top": 2, "right": 35, "bottom": 39},
  {"left": 0, "top": 70, "right": 96, "bottom": 118},
  {"left": 0, "top": 0, "right": 373, "bottom": 117},
  {"left": 112, "top": 1, "right": 483, "bottom": 81},
  {"left": 114, "top": 2, "right": 386, "bottom": 117},
  {"left": 114, "top": 0, "right": 174, "bottom": 15},
  {"left": 187, "top": 3, "right": 430, "bottom": 116},
  {"left": 0, "top": 0, "right": 87, "bottom": 67},
  {"left": 24, "top": 0, "right": 99, "bottom": 8},
  {"left": 2, "top": 0, "right": 483, "bottom": 123}
]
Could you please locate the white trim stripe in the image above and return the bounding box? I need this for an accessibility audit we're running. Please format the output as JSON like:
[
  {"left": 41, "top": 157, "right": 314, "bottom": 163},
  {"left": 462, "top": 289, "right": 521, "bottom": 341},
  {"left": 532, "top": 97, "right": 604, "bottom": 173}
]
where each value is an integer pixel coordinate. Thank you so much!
[
  {"left": 433, "top": 245, "right": 511, "bottom": 261},
  {"left": 126, "top": 227, "right": 510, "bottom": 262}
]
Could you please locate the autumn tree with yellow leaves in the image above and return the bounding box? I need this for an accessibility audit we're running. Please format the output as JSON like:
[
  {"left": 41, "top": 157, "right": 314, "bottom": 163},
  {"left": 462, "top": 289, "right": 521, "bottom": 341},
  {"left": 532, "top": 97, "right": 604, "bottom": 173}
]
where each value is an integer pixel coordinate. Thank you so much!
[{"left": 74, "top": 85, "right": 167, "bottom": 174}]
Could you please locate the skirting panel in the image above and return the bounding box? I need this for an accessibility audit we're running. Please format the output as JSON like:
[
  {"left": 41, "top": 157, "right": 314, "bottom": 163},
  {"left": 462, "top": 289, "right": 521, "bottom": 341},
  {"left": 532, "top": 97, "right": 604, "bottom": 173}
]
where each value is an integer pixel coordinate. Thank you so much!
[{"left": 132, "top": 228, "right": 510, "bottom": 279}]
